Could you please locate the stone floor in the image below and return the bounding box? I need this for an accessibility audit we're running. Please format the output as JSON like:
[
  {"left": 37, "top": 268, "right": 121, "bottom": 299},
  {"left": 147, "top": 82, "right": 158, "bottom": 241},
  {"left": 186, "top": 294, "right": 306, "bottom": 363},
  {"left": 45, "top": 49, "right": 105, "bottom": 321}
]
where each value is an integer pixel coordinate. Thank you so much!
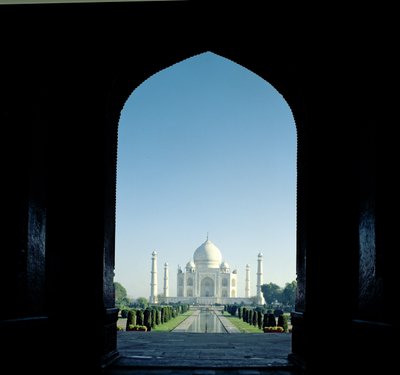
[
  {"left": 105, "top": 368, "right": 298, "bottom": 375},
  {"left": 103, "top": 331, "right": 298, "bottom": 374},
  {"left": 105, "top": 308, "right": 299, "bottom": 374}
]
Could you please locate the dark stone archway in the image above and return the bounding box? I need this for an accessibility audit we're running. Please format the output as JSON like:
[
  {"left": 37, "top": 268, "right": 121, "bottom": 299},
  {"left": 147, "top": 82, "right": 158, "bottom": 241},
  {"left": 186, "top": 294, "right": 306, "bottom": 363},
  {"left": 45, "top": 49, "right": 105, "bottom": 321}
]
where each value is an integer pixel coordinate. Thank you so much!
[
  {"left": 106, "top": 43, "right": 308, "bottom": 368},
  {"left": 0, "top": 2, "right": 395, "bottom": 374}
]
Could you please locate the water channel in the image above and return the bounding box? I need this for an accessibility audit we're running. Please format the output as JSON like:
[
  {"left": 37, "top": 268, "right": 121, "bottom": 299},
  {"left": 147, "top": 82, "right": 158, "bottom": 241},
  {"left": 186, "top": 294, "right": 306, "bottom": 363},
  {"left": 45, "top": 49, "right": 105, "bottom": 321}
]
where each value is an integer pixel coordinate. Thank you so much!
[{"left": 186, "top": 308, "right": 228, "bottom": 333}]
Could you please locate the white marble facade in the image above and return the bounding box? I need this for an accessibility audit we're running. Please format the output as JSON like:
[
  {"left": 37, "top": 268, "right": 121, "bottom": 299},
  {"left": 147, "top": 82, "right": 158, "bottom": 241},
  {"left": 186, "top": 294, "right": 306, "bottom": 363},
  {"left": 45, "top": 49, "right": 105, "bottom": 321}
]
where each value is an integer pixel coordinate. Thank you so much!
[{"left": 176, "top": 238, "right": 237, "bottom": 300}]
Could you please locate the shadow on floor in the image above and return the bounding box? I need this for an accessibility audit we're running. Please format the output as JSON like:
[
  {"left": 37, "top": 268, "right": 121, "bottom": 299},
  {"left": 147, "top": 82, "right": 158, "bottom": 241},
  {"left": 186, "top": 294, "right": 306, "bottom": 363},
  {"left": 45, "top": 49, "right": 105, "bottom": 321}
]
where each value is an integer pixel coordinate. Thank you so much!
[{"left": 103, "top": 331, "right": 299, "bottom": 374}]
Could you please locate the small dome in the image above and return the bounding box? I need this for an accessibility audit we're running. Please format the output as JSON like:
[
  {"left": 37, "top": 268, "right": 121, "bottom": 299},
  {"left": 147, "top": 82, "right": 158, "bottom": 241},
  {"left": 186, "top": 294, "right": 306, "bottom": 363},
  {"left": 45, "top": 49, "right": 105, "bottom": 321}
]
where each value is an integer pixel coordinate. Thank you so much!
[
  {"left": 193, "top": 239, "right": 223, "bottom": 268},
  {"left": 186, "top": 260, "right": 195, "bottom": 268},
  {"left": 220, "top": 261, "right": 230, "bottom": 269},
  {"left": 152, "top": 250, "right": 157, "bottom": 256}
]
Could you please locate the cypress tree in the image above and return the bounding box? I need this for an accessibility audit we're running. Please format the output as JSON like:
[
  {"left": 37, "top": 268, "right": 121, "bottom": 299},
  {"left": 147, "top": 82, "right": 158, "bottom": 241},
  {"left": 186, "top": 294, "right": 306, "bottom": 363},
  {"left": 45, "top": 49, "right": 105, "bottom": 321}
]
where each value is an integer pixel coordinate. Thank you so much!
[
  {"left": 126, "top": 309, "right": 137, "bottom": 330},
  {"left": 252, "top": 310, "right": 257, "bottom": 326},
  {"left": 267, "top": 313, "right": 276, "bottom": 327},
  {"left": 136, "top": 309, "right": 144, "bottom": 326},
  {"left": 160, "top": 307, "right": 164, "bottom": 323},
  {"left": 151, "top": 308, "right": 156, "bottom": 328},
  {"left": 263, "top": 313, "right": 269, "bottom": 328},
  {"left": 257, "top": 311, "right": 263, "bottom": 329},
  {"left": 144, "top": 309, "right": 151, "bottom": 331}
]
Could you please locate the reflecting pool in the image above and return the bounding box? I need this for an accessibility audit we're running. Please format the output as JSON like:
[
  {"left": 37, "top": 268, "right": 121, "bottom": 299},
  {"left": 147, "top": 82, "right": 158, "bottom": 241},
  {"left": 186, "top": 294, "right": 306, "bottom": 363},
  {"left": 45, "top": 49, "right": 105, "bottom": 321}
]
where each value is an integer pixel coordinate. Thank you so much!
[{"left": 186, "top": 309, "right": 228, "bottom": 333}]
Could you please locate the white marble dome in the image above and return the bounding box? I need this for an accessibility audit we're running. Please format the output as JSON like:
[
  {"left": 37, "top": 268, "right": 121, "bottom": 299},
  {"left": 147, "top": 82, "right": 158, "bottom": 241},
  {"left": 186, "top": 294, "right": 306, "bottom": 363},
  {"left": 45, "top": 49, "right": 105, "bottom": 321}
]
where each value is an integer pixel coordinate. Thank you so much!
[{"left": 193, "top": 239, "right": 222, "bottom": 268}]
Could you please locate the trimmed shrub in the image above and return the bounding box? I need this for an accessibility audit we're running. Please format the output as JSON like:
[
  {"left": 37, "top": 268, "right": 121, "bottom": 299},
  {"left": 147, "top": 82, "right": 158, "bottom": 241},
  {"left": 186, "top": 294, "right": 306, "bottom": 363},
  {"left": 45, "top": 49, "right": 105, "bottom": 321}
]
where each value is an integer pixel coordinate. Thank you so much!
[
  {"left": 126, "top": 309, "right": 136, "bottom": 330},
  {"left": 160, "top": 307, "right": 165, "bottom": 323},
  {"left": 257, "top": 311, "right": 263, "bottom": 329},
  {"left": 128, "top": 325, "right": 148, "bottom": 331},
  {"left": 252, "top": 310, "right": 257, "bottom": 326},
  {"left": 151, "top": 309, "right": 156, "bottom": 328},
  {"left": 242, "top": 308, "right": 248, "bottom": 322},
  {"left": 263, "top": 313, "right": 269, "bottom": 328},
  {"left": 263, "top": 326, "right": 284, "bottom": 333},
  {"left": 144, "top": 309, "right": 151, "bottom": 331},
  {"left": 225, "top": 304, "right": 238, "bottom": 316},
  {"left": 136, "top": 309, "right": 144, "bottom": 326},
  {"left": 278, "top": 314, "right": 289, "bottom": 332},
  {"left": 120, "top": 308, "right": 129, "bottom": 318},
  {"left": 267, "top": 313, "right": 276, "bottom": 327}
]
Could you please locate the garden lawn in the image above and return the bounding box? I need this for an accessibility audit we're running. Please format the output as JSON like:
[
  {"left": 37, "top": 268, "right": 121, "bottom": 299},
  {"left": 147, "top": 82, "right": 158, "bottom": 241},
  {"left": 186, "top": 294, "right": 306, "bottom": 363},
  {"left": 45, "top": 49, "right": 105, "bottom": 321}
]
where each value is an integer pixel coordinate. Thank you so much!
[
  {"left": 152, "top": 310, "right": 194, "bottom": 332},
  {"left": 224, "top": 316, "right": 263, "bottom": 333}
]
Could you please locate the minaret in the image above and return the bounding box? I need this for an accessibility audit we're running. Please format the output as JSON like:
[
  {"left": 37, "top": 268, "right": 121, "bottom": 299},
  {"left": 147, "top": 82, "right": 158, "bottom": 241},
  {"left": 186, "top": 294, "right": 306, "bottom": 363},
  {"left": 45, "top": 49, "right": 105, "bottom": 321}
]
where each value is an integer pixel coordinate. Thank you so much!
[
  {"left": 163, "top": 262, "right": 169, "bottom": 297},
  {"left": 256, "top": 252, "right": 265, "bottom": 305},
  {"left": 245, "top": 264, "right": 250, "bottom": 298},
  {"left": 149, "top": 250, "right": 158, "bottom": 304}
]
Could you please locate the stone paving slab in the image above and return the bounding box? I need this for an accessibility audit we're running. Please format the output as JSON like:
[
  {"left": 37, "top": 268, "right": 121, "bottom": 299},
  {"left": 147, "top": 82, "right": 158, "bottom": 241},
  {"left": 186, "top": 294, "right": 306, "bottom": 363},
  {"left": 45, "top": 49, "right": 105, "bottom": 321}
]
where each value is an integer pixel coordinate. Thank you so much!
[
  {"left": 107, "top": 310, "right": 298, "bottom": 374},
  {"left": 114, "top": 332, "right": 293, "bottom": 368},
  {"left": 105, "top": 369, "right": 297, "bottom": 375},
  {"left": 215, "top": 310, "right": 240, "bottom": 333}
]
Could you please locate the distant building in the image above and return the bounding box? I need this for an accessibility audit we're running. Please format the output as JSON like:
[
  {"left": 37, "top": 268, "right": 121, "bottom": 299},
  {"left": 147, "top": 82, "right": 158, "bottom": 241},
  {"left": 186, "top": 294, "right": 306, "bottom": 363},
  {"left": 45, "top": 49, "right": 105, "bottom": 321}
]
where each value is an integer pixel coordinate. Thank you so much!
[{"left": 152, "top": 236, "right": 263, "bottom": 305}]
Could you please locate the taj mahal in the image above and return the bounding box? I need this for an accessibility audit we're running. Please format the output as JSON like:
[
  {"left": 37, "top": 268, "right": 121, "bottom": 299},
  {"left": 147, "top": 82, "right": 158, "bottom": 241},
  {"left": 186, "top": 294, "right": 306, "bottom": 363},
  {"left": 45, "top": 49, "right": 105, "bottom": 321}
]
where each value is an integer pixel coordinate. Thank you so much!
[{"left": 149, "top": 237, "right": 265, "bottom": 305}]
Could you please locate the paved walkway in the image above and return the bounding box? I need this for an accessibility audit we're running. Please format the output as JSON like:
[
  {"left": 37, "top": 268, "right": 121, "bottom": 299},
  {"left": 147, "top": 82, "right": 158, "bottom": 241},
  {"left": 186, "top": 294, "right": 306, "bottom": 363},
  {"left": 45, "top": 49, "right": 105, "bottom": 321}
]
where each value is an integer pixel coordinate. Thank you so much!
[
  {"left": 107, "top": 309, "right": 297, "bottom": 374},
  {"left": 104, "top": 331, "right": 295, "bottom": 374},
  {"left": 216, "top": 311, "right": 241, "bottom": 334}
]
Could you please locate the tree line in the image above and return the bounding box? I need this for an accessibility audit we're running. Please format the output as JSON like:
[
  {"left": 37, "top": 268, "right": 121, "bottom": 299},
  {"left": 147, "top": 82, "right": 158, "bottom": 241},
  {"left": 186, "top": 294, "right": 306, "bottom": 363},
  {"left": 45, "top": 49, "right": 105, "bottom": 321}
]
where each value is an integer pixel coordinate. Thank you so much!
[
  {"left": 261, "top": 280, "right": 297, "bottom": 309},
  {"left": 114, "top": 282, "right": 150, "bottom": 309}
]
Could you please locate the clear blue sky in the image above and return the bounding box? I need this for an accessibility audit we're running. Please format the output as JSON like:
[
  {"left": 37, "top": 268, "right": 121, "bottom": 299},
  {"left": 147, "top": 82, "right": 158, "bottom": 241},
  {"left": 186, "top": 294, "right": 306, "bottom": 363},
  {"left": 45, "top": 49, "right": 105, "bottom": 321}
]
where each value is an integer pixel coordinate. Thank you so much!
[{"left": 115, "top": 52, "right": 297, "bottom": 299}]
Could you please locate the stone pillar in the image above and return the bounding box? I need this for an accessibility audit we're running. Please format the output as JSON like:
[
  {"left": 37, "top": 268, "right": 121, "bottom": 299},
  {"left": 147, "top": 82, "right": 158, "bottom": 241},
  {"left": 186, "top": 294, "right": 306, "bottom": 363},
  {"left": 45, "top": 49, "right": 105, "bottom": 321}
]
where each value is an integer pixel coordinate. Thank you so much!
[
  {"left": 163, "top": 262, "right": 169, "bottom": 297},
  {"left": 149, "top": 251, "right": 158, "bottom": 304},
  {"left": 245, "top": 264, "right": 250, "bottom": 298},
  {"left": 256, "top": 253, "right": 265, "bottom": 305}
]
